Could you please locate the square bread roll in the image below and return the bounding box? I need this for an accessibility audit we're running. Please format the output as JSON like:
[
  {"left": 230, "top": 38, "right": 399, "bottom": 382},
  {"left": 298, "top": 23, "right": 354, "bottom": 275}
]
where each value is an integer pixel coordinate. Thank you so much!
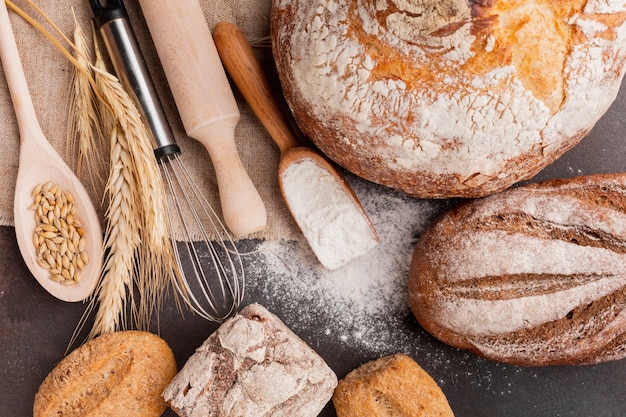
[{"left": 163, "top": 303, "right": 337, "bottom": 416}]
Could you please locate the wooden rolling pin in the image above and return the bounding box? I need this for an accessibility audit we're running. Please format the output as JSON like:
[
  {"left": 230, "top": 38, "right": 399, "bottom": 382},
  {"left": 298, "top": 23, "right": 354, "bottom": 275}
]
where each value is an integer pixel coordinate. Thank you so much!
[{"left": 136, "top": 0, "right": 266, "bottom": 237}]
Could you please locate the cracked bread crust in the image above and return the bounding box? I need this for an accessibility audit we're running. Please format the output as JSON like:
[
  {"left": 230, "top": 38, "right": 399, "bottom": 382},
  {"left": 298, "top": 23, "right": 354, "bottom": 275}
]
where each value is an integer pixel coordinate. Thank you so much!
[
  {"left": 163, "top": 303, "right": 337, "bottom": 417},
  {"left": 409, "top": 173, "right": 626, "bottom": 365},
  {"left": 271, "top": 0, "right": 626, "bottom": 198}
]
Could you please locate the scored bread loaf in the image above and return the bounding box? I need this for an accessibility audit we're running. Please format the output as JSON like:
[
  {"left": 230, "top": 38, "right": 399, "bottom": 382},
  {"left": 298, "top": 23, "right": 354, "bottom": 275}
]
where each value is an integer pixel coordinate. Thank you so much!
[
  {"left": 271, "top": 0, "right": 626, "bottom": 198},
  {"left": 408, "top": 173, "right": 626, "bottom": 366},
  {"left": 33, "top": 331, "right": 177, "bottom": 417},
  {"left": 333, "top": 353, "right": 454, "bottom": 417}
]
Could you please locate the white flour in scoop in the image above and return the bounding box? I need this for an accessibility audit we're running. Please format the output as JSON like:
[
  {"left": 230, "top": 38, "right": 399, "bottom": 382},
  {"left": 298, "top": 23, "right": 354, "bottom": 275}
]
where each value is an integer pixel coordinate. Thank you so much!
[{"left": 280, "top": 157, "right": 379, "bottom": 270}]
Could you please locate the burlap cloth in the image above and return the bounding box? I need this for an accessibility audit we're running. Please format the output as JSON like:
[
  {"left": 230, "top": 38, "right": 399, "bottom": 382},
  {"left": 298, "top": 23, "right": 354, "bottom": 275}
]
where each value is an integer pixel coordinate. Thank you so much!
[{"left": 0, "top": 0, "right": 300, "bottom": 240}]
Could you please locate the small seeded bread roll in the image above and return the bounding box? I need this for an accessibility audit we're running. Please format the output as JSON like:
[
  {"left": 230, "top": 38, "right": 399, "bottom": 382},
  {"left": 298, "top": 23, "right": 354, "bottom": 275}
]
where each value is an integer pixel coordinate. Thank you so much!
[
  {"left": 333, "top": 353, "right": 454, "bottom": 417},
  {"left": 409, "top": 173, "right": 626, "bottom": 366},
  {"left": 33, "top": 331, "right": 177, "bottom": 417},
  {"left": 163, "top": 303, "right": 337, "bottom": 417},
  {"left": 271, "top": 0, "right": 626, "bottom": 198}
]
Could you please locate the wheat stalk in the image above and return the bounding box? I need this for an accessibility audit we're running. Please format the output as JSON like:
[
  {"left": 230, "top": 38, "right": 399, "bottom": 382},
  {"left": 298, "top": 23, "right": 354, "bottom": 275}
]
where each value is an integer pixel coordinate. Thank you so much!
[
  {"left": 83, "top": 45, "right": 142, "bottom": 337},
  {"left": 67, "top": 10, "right": 106, "bottom": 190},
  {"left": 121, "top": 107, "right": 175, "bottom": 331},
  {"left": 88, "top": 124, "right": 140, "bottom": 338},
  {"left": 5, "top": 0, "right": 101, "bottom": 98},
  {"left": 89, "top": 38, "right": 177, "bottom": 336}
]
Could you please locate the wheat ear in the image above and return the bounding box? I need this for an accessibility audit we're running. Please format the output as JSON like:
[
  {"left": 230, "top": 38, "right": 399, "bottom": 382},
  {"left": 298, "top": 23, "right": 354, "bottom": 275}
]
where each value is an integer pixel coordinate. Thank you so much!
[
  {"left": 90, "top": 38, "right": 177, "bottom": 335},
  {"left": 88, "top": 124, "right": 140, "bottom": 338},
  {"left": 67, "top": 11, "right": 106, "bottom": 189},
  {"left": 124, "top": 104, "right": 176, "bottom": 331},
  {"left": 85, "top": 44, "right": 145, "bottom": 337}
]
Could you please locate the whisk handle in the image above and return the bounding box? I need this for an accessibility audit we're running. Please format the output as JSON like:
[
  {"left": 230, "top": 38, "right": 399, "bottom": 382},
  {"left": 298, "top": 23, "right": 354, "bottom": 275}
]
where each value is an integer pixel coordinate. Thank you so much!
[{"left": 89, "top": 0, "right": 179, "bottom": 156}]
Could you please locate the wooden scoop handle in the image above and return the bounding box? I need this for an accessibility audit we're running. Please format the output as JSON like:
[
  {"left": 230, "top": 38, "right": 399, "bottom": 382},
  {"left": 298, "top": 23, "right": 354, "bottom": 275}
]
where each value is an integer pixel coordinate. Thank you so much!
[
  {"left": 137, "top": 0, "right": 266, "bottom": 237},
  {"left": 213, "top": 22, "right": 299, "bottom": 156}
]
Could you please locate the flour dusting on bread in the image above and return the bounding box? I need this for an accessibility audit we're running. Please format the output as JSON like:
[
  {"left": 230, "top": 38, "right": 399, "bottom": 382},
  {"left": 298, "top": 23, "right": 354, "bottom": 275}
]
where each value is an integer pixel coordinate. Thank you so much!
[
  {"left": 409, "top": 174, "right": 626, "bottom": 365},
  {"left": 272, "top": 0, "right": 626, "bottom": 197},
  {"left": 163, "top": 304, "right": 337, "bottom": 417}
]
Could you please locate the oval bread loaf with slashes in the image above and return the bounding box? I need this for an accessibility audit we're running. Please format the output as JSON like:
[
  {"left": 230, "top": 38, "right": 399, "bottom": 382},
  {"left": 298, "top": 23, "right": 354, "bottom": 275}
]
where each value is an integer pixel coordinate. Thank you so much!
[
  {"left": 408, "top": 174, "right": 626, "bottom": 366},
  {"left": 271, "top": 0, "right": 626, "bottom": 198},
  {"left": 33, "top": 331, "right": 177, "bottom": 417}
]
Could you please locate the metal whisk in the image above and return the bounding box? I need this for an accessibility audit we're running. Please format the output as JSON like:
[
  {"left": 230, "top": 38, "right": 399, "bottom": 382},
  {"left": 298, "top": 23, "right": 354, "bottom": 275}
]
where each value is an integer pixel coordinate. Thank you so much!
[
  {"left": 161, "top": 152, "right": 244, "bottom": 321},
  {"left": 90, "top": 0, "right": 244, "bottom": 321}
]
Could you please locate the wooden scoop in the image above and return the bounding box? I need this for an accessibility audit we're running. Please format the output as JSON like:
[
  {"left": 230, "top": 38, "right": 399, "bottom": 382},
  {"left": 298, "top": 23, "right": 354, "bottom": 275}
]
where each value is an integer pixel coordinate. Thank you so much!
[
  {"left": 135, "top": 0, "right": 266, "bottom": 237},
  {"left": 213, "top": 22, "right": 379, "bottom": 270},
  {"left": 0, "top": 2, "right": 102, "bottom": 301}
]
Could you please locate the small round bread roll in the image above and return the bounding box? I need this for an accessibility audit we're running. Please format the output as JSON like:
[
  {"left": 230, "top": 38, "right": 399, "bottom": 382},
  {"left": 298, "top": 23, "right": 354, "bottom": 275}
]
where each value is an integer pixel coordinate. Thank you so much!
[
  {"left": 271, "top": 0, "right": 626, "bottom": 198},
  {"left": 33, "top": 331, "right": 177, "bottom": 417},
  {"left": 332, "top": 353, "right": 454, "bottom": 416}
]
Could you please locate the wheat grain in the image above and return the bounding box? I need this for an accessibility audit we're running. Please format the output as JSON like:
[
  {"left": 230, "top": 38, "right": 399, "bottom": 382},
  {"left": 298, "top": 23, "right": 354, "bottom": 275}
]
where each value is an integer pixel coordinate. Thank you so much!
[
  {"left": 30, "top": 183, "right": 88, "bottom": 286},
  {"left": 10, "top": 1, "right": 179, "bottom": 342}
]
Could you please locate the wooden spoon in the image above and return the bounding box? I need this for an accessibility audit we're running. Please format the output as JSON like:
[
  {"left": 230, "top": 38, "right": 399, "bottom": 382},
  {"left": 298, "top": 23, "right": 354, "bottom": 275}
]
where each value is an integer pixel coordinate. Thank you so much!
[
  {"left": 0, "top": 2, "right": 102, "bottom": 301},
  {"left": 213, "top": 22, "right": 379, "bottom": 270}
]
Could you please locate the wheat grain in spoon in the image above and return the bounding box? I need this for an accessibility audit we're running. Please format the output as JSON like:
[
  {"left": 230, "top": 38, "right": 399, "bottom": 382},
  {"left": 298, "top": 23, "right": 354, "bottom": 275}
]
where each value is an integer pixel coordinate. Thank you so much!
[
  {"left": 0, "top": 1, "right": 103, "bottom": 301},
  {"left": 214, "top": 22, "right": 379, "bottom": 270}
]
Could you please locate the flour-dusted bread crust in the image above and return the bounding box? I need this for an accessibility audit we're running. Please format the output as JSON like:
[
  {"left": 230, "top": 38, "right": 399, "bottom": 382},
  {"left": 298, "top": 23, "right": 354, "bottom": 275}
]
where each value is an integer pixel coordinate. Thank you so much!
[
  {"left": 163, "top": 303, "right": 337, "bottom": 417},
  {"left": 271, "top": 0, "right": 626, "bottom": 198},
  {"left": 33, "top": 331, "right": 177, "bottom": 417},
  {"left": 409, "top": 174, "right": 626, "bottom": 366},
  {"left": 333, "top": 353, "right": 454, "bottom": 417}
]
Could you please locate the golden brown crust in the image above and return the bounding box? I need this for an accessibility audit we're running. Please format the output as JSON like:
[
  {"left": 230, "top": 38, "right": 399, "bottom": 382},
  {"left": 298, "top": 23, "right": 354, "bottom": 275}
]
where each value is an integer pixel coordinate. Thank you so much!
[
  {"left": 271, "top": 0, "right": 626, "bottom": 198},
  {"left": 33, "top": 331, "right": 177, "bottom": 417},
  {"left": 332, "top": 353, "right": 454, "bottom": 417},
  {"left": 409, "top": 173, "right": 626, "bottom": 365}
]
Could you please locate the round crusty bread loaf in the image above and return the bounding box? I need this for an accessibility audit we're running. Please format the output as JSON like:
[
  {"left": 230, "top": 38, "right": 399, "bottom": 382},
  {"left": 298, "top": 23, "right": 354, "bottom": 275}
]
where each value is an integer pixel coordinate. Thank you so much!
[
  {"left": 271, "top": 0, "right": 626, "bottom": 198},
  {"left": 33, "top": 331, "right": 177, "bottom": 417},
  {"left": 408, "top": 173, "right": 626, "bottom": 366},
  {"left": 332, "top": 353, "right": 454, "bottom": 417}
]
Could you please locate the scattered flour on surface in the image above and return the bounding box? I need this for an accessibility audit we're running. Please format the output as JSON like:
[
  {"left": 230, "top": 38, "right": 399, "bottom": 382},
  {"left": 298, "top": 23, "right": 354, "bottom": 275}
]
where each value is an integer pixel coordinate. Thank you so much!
[
  {"left": 250, "top": 175, "right": 436, "bottom": 351},
  {"left": 247, "top": 174, "right": 437, "bottom": 346},
  {"left": 243, "top": 175, "right": 534, "bottom": 394}
]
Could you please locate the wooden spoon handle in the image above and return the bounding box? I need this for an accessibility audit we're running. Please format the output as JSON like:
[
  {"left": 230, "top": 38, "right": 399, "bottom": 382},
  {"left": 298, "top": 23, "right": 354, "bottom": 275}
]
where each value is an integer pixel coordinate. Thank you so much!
[
  {"left": 136, "top": 0, "right": 266, "bottom": 236},
  {"left": 213, "top": 22, "right": 299, "bottom": 156},
  {"left": 0, "top": 1, "right": 39, "bottom": 136}
]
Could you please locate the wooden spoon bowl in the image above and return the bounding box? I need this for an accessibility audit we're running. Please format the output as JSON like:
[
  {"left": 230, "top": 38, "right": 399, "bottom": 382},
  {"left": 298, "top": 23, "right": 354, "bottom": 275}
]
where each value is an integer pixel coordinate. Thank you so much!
[{"left": 1, "top": 2, "right": 102, "bottom": 302}]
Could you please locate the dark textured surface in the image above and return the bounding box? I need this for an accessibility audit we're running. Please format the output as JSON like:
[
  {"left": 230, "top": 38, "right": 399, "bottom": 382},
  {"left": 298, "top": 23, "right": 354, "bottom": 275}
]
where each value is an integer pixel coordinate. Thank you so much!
[
  {"left": 2, "top": 218, "right": 626, "bottom": 417},
  {"left": 2, "top": 79, "right": 626, "bottom": 417}
]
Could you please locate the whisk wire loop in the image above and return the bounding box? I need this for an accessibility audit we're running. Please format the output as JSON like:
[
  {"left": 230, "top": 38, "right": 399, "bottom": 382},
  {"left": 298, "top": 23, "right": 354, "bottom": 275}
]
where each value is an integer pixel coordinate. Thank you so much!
[{"left": 160, "top": 152, "right": 244, "bottom": 322}]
